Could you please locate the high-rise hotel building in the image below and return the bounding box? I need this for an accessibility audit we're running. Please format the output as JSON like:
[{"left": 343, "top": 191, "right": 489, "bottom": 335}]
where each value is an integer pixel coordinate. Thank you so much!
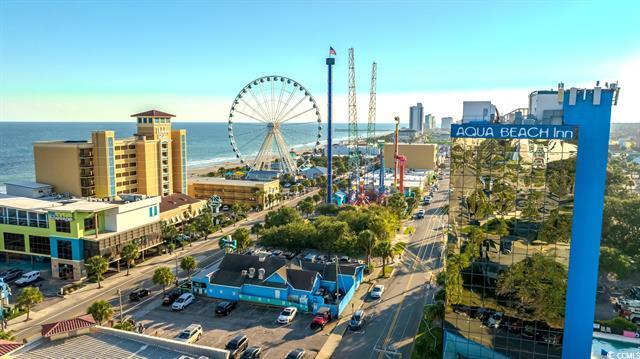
[{"left": 33, "top": 110, "right": 187, "bottom": 198}]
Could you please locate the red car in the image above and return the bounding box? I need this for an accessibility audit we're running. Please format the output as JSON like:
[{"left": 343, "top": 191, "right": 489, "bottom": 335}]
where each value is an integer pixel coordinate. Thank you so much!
[{"left": 310, "top": 308, "right": 332, "bottom": 330}]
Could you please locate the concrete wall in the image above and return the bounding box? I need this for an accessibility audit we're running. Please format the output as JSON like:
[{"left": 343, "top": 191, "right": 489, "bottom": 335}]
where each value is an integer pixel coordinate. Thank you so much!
[
  {"left": 34, "top": 143, "right": 84, "bottom": 197},
  {"left": 103, "top": 197, "right": 160, "bottom": 232},
  {"left": 384, "top": 143, "right": 437, "bottom": 170}
]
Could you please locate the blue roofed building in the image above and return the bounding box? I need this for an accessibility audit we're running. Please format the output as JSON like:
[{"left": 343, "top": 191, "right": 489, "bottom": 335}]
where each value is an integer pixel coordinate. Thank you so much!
[{"left": 192, "top": 254, "right": 365, "bottom": 317}]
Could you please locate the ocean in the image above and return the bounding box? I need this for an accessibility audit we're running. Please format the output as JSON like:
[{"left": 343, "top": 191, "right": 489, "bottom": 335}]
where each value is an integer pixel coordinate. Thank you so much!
[{"left": 0, "top": 121, "right": 395, "bottom": 191}]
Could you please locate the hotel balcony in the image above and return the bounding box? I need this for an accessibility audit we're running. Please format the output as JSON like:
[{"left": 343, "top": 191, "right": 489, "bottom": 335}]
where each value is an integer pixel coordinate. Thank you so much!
[
  {"left": 79, "top": 160, "right": 94, "bottom": 168},
  {"left": 80, "top": 169, "right": 95, "bottom": 177}
]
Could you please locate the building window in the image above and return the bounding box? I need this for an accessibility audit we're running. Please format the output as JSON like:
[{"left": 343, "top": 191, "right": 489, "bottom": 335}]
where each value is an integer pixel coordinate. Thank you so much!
[
  {"left": 55, "top": 219, "right": 71, "bottom": 233},
  {"left": 38, "top": 213, "right": 48, "bottom": 228},
  {"left": 6, "top": 209, "right": 17, "bottom": 225},
  {"left": 57, "top": 240, "right": 73, "bottom": 260},
  {"left": 138, "top": 118, "right": 142, "bottom": 124},
  {"left": 17, "top": 210, "right": 28, "bottom": 226},
  {"left": 3, "top": 233, "right": 25, "bottom": 252},
  {"left": 28, "top": 212, "right": 38, "bottom": 227},
  {"left": 84, "top": 217, "right": 96, "bottom": 231},
  {"left": 29, "top": 235, "right": 50, "bottom": 255}
]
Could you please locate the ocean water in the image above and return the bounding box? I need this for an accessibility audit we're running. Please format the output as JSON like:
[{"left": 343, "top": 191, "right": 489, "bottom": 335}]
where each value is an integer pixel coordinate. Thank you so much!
[{"left": 0, "top": 121, "right": 394, "bottom": 190}]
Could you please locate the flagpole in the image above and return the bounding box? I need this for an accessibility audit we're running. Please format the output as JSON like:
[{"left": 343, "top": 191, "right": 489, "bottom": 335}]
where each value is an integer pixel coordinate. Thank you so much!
[{"left": 326, "top": 50, "right": 335, "bottom": 204}]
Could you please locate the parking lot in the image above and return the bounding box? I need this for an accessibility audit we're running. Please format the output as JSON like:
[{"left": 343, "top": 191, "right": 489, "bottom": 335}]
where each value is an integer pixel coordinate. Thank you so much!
[{"left": 131, "top": 295, "right": 334, "bottom": 358}]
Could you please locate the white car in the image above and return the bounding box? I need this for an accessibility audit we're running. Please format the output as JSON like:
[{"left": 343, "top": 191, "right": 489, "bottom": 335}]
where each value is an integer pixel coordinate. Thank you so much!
[
  {"left": 172, "top": 293, "right": 195, "bottom": 311},
  {"left": 15, "top": 271, "right": 41, "bottom": 287},
  {"left": 277, "top": 306, "right": 298, "bottom": 324},
  {"left": 370, "top": 285, "right": 385, "bottom": 299},
  {"left": 175, "top": 324, "right": 202, "bottom": 343}
]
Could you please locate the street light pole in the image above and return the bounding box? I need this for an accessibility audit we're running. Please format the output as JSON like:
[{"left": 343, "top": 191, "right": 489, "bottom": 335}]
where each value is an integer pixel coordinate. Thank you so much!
[
  {"left": 116, "top": 289, "right": 123, "bottom": 322},
  {"left": 175, "top": 253, "right": 179, "bottom": 286}
]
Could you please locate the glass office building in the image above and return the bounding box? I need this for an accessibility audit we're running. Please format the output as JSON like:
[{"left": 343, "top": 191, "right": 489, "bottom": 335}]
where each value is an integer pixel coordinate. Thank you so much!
[{"left": 444, "top": 126, "right": 578, "bottom": 358}]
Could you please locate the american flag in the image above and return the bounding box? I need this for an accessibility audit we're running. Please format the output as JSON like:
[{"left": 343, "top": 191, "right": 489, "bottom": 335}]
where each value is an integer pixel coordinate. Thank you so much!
[{"left": 329, "top": 47, "right": 336, "bottom": 56}]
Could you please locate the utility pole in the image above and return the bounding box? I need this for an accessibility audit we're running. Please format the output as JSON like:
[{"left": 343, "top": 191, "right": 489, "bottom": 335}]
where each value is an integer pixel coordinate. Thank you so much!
[
  {"left": 175, "top": 253, "right": 179, "bottom": 286},
  {"left": 326, "top": 50, "right": 335, "bottom": 204},
  {"left": 116, "top": 289, "right": 123, "bottom": 322}
]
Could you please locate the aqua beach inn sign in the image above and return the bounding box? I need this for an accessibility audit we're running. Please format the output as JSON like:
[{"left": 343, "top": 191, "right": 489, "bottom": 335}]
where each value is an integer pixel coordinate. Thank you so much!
[{"left": 451, "top": 124, "right": 578, "bottom": 140}]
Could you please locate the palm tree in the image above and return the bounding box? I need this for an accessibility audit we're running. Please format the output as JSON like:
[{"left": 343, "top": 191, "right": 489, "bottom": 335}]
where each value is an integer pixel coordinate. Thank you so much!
[
  {"left": 357, "top": 229, "right": 377, "bottom": 266},
  {"left": 374, "top": 240, "right": 406, "bottom": 276},
  {"left": 152, "top": 267, "right": 175, "bottom": 295},
  {"left": 180, "top": 256, "right": 197, "bottom": 281},
  {"left": 85, "top": 255, "right": 109, "bottom": 289},
  {"left": 17, "top": 287, "right": 44, "bottom": 321},
  {"left": 298, "top": 199, "right": 315, "bottom": 218},
  {"left": 120, "top": 243, "right": 139, "bottom": 276},
  {"left": 182, "top": 223, "right": 196, "bottom": 246},
  {"left": 87, "top": 300, "right": 114, "bottom": 325}
]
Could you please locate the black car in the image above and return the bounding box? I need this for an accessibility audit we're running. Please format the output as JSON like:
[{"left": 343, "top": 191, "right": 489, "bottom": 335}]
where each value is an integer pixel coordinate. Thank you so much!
[
  {"left": 0, "top": 268, "right": 23, "bottom": 283},
  {"left": 129, "top": 288, "right": 149, "bottom": 301},
  {"left": 162, "top": 288, "right": 183, "bottom": 306},
  {"left": 240, "top": 346, "right": 262, "bottom": 359},
  {"left": 285, "top": 348, "right": 306, "bottom": 359},
  {"left": 215, "top": 301, "right": 238, "bottom": 316},
  {"left": 226, "top": 334, "right": 249, "bottom": 359}
]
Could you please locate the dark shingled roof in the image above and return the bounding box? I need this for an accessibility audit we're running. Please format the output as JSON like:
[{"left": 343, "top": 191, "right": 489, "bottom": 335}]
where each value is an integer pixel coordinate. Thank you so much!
[
  {"left": 300, "top": 262, "right": 361, "bottom": 282},
  {"left": 286, "top": 269, "right": 318, "bottom": 291},
  {"left": 159, "top": 193, "right": 203, "bottom": 213},
  {"left": 131, "top": 110, "right": 175, "bottom": 117},
  {"left": 41, "top": 314, "right": 96, "bottom": 338},
  {"left": 211, "top": 254, "right": 287, "bottom": 288}
]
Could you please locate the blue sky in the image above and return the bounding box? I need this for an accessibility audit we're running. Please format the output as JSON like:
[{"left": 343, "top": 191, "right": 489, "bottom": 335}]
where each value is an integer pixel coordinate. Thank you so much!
[{"left": 1, "top": 0, "right": 639, "bottom": 122}]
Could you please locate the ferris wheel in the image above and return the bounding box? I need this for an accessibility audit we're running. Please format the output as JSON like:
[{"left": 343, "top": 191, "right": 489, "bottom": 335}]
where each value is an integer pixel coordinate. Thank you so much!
[{"left": 228, "top": 75, "right": 322, "bottom": 174}]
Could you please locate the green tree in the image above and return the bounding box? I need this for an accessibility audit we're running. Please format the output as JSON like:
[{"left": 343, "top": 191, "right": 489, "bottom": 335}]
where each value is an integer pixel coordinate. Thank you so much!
[
  {"left": 231, "top": 202, "right": 250, "bottom": 219},
  {"left": 315, "top": 217, "right": 355, "bottom": 255},
  {"left": 120, "top": 243, "right": 139, "bottom": 276},
  {"left": 386, "top": 193, "right": 407, "bottom": 218},
  {"left": 152, "top": 267, "right": 175, "bottom": 295},
  {"left": 113, "top": 321, "right": 135, "bottom": 331},
  {"left": 161, "top": 222, "right": 179, "bottom": 243},
  {"left": 232, "top": 227, "right": 251, "bottom": 252},
  {"left": 264, "top": 207, "right": 302, "bottom": 228},
  {"left": 17, "top": 287, "right": 44, "bottom": 320},
  {"left": 312, "top": 193, "right": 321, "bottom": 204},
  {"left": 85, "top": 255, "right": 109, "bottom": 289},
  {"left": 444, "top": 253, "right": 469, "bottom": 306},
  {"left": 260, "top": 221, "right": 317, "bottom": 251},
  {"left": 0, "top": 330, "right": 15, "bottom": 340},
  {"left": 536, "top": 209, "right": 572, "bottom": 244},
  {"left": 357, "top": 229, "right": 377, "bottom": 266},
  {"left": 87, "top": 300, "right": 114, "bottom": 325},
  {"left": 298, "top": 198, "right": 315, "bottom": 218},
  {"left": 316, "top": 203, "right": 339, "bottom": 216},
  {"left": 374, "top": 240, "right": 406, "bottom": 276},
  {"left": 182, "top": 223, "right": 197, "bottom": 246},
  {"left": 496, "top": 253, "right": 567, "bottom": 326},
  {"left": 599, "top": 246, "right": 635, "bottom": 280},
  {"left": 193, "top": 211, "right": 214, "bottom": 239},
  {"left": 180, "top": 256, "right": 197, "bottom": 280}
]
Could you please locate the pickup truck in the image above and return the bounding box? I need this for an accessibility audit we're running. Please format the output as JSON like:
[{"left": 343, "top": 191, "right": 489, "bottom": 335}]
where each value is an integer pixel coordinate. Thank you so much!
[{"left": 310, "top": 308, "right": 332, "bottom": 330}]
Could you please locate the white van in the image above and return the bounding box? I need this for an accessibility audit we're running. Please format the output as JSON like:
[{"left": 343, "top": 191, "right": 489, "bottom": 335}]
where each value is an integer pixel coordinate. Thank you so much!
[{"left": 15, "top": 270, "right": 41, "bottom": 287}]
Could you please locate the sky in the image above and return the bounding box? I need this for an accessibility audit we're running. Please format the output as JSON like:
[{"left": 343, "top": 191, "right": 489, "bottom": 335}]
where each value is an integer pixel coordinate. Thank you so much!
[{"left": 0, "top": 0, "right": 639, "bottom": 124}]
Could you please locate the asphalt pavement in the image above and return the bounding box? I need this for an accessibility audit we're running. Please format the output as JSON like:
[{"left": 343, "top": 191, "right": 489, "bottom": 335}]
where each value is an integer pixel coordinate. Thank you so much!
[{"left": 333, "top": 173, "right": 449, "bottom": 359}]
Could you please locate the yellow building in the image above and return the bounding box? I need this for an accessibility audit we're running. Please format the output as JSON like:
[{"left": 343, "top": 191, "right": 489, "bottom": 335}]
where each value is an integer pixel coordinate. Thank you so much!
[
  {"left": 384, "top": 143, "right": 438, "bottom": 170},
  {"left": 34, "top": 110, "right": 187, "bottom": 198},
  {"left": 159, "top": 193, "right": 208, "bottom": 225},
  {"left": 188, "top": 178, "right": 280, "bottom": 210}
]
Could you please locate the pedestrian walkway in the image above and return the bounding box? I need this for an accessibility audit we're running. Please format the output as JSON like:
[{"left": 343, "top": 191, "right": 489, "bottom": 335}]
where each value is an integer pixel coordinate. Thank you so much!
[{"left": 316, "top": 270, "right": 379, "bottom": 359}]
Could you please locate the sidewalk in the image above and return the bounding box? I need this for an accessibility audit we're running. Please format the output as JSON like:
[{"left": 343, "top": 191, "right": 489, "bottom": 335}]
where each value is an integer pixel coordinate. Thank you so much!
[
  {"left": 7, "top": 190, "right": 318, "bottom": 338},
  {"left": 316, "top": 269, "right": 381, "bottom": 359}
]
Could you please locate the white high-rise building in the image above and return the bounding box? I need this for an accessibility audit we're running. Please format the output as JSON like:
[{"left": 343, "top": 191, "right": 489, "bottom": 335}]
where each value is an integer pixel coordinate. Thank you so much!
[
  {"left": 425, "top": 113, "right": 436, "bottom": 129},
  {"left": 409, "top": 103, "right": 424, "bottom": 133}
]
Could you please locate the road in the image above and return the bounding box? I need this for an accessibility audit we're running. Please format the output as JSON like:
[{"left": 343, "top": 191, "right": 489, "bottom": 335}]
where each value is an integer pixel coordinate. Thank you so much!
[
  {"left": 12, "top": 190, "right": 318, "bottom": 342},
  {"left": 333, "top": 173, "right": 449, "bottom": 359}
]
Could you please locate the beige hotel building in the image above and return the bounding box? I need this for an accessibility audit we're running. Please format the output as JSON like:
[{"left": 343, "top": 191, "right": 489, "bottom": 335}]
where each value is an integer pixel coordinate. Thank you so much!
[{"left": 33, "top": 110, "right": 187, "bottom": 198}]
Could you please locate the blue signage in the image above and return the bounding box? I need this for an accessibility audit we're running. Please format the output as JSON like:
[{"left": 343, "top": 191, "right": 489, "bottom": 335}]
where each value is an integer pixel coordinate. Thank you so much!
[{"left": 451, "top": 124, "right": 578, "bottom": 140}]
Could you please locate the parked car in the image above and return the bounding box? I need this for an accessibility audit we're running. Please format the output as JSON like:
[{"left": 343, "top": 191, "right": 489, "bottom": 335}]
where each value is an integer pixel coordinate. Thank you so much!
[
  {"left": 15, "top": 271, "right": 40, "bottom": 287},
  {"left": 0, "top": 268, "right": 23, "bottom": 283},
  {"left": 284, "top": 251, "right": 297, "bottom": 260},
  {"left": 226, "top": 334, "right": 249, "bottom": 359},
  {"left": 339, "top": 256, "right": 350, "bottom": 263},
  {"left": 629, "top": 286, "right": 640, "bottom": 300},
  {"left": 129, "top": 288, "right": 150, "bottom": 301},
  {"left": 277, "top": 306, "right": 297, "bottom": 324},
  {"left": 215, "top": 301, "right": 238, "bottom": 316},
  {"left": 310, "top": 307, "right": 332, "bottom": 330},
  {"left": 303, "top": 254, "right": 317, "bottom": 263},
  {"left": 423, "top": 197, "right": 431, "bottom": 205},
  {"left": 317, "top": 255, "right": 329, "bottom": 262},
  {"left": 172, "top": 293, "right": 195, "bottom": 311},
  {"left": 370, "top": 285, "right": 385, "bottom": 299},
  {"left": 221, "top": 204, "right": 230, "bottom": 211},
  {"left": 175, "top": 324, "right": 202, "bottom": 343},
  {"left": 500, "top": 240, "right": 513, "bottom": 255},
  {"left": 285, "top": 348, "right": 306, "bottom": 359},
  {"left": 271, "top": 250, "right": 284, "bottom": 257},
  {"left": 348, "top": 309, "right": 366, "bottom": 330},
  {"left": 484, "top": 312, "right": 503, "bottom": 329},
  {"left": 416, "top": 209, "right": 425, "bottom": 219},
  {"left": 163, "top": 288, "right": 184, "bottom": 306},
  {"left": 240, "top": 346, "right": 262, "bottom": 359}
]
